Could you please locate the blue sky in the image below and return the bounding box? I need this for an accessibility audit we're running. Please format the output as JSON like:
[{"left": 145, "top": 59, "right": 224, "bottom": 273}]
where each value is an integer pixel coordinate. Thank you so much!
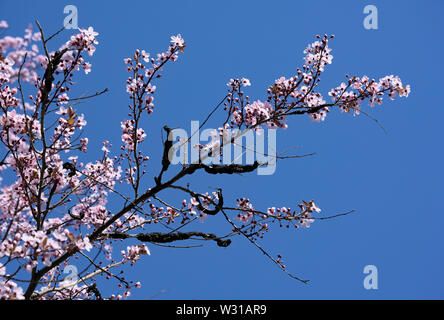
[{"left": 1, "top": 0, "right": 443, "bottom": 299}]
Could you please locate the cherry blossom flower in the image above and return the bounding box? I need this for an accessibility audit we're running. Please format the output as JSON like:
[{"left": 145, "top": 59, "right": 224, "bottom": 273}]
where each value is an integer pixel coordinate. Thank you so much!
[
  {"left": 170, "top": 34, "right": 185, "bottom": 47},
  {"left": 241, "top": 78, "right": 251, "bottom": 87}
]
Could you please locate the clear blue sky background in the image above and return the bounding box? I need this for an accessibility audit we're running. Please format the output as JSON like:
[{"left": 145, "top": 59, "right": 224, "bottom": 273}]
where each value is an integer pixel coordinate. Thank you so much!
[{"left": 1, "top": 0, "right": 443, "bottom": 299}]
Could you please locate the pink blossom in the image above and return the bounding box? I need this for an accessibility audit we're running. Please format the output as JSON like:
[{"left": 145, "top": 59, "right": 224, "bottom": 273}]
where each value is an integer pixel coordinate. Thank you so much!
[
  {"left": 241, "top": 78, "right": 251, "bottom": 87},
  {"left": 170, "top": 34, "right": 185, "bottom": 47},
  {"left": 75, "top": 237, "right": 92, "bottom": 252}
]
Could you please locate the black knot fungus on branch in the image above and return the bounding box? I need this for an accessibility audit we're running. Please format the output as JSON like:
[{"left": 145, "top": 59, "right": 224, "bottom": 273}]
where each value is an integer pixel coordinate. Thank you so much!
[
  {"left": 106, "top": 231, "right": 231, "bottom": 248},
  {"left": 185, "top": 161, "right": 260, "bottom": 175},
  {"left": 203, "top": 161, "right": 259, "bottom": 174}
]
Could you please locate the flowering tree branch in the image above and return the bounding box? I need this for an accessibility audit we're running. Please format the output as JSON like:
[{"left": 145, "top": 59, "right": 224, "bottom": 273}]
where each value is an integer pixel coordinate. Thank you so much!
[{"left": 0, "top": 19, "right": 410, "bottom": 299}]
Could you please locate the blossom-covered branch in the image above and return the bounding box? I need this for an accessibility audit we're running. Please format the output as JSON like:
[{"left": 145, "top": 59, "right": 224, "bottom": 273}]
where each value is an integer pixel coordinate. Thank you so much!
[{"left": 0, "top": 20, "right": 409, "bottom": 300}]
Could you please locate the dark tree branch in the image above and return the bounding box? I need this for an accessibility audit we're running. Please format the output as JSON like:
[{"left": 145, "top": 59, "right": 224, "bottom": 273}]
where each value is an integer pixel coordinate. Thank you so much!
[
  {"left": 154, "top": 125, "right": 172, "bottom": 186},
  {"left": 169, "top": 185, "right": 224, "bottom": 215},
  {"left": 105, "top": 231, "right": 232, "bottom": 248},
  {"left": 86, "top": 283, "right": 102, "bottom": 300},
  {"left": 185, "top": 161, "right": 260, "bottom": 175}
]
